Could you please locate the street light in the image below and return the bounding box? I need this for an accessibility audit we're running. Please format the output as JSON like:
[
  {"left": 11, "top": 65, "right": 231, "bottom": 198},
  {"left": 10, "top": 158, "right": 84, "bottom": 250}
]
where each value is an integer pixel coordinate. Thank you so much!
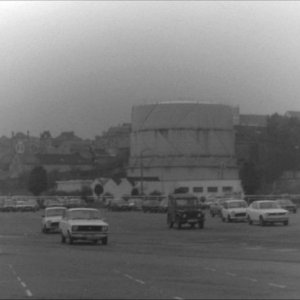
[{"left": 140, "top": 148, "right": 152, "bottom": 196}]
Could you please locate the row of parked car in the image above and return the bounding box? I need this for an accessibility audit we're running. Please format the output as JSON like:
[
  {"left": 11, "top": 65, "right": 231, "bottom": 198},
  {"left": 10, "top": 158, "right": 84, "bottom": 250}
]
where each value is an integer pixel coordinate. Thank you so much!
[
  {"left": 0, "top": 197, "right": 39, "bottom": 212},
  {"left": 106, "top": 196, "right": 168, "bottom": 213},
  {"left": 208, "top": 198, "right": 297, "bottom": 226}
]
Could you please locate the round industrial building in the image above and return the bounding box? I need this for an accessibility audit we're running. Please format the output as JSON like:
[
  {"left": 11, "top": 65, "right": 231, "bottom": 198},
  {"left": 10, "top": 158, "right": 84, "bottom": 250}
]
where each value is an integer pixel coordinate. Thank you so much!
[{"left": 127, "top": 102, "right": 244, "bottom": 198}]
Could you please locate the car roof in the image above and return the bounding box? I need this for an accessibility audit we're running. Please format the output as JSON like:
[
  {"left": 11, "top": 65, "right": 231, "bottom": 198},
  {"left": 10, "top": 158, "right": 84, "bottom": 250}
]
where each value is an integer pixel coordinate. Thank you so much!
[
  {"left": 46, "top": 206, "right": 66, "bottom": 210},
  {"left": 67, "top": 208, "right": 98, "bottom": 212},
  {"left": 224, "top": 199, "right": 245, "bottom": 203},
  {"left": 253, "top": 200, "right": 276, "bottom": 203}
]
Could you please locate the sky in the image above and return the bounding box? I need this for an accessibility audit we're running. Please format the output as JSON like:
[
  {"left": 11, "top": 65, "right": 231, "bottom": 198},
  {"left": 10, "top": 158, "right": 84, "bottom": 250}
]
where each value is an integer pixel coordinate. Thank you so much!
[{"left": 1, "top": 1, "right": 300, "bottom": 139}]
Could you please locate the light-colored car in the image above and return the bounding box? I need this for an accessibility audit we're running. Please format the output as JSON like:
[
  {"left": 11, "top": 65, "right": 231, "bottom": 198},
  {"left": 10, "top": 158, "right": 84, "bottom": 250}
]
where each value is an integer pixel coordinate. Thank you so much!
[
  {"left": 2, "top": 199, "right": 16, "bottom": 212},
  {"left": 221, "top": 199, "right": 248, "bottom": 222},
  {"left": 42, "top": 206, "right": 67, "bottom": 233},
  {"left": 247, "top": 200, "right": 289, "bottom": 226},
  {"left": 59, "top": 208, "right": 108, "bottom": 245},
  {"left": 15, "top": 199, "right": 38, "bottom": 212}
]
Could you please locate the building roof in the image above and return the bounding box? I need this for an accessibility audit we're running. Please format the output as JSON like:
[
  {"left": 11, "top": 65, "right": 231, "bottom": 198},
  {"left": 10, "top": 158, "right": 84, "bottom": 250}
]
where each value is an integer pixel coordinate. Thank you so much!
[
  {"left": 35, "top": 153, "right": 91, "bottom": 165},
  {"left": 132, "top": 103, "right": 235, "bottom": 131}
]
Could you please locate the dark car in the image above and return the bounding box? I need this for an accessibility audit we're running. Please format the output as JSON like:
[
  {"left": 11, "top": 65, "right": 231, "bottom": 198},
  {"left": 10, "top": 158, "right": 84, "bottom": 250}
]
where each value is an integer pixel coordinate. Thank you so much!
[
  {"left": 142, "top": 197, "right": 161, "bottom": 213},
  {"left": 167, "top": 193, "right": 205, "bottom": 229},
  {"left": 275, "top": 199, "right": 297, "bottom": 213}
]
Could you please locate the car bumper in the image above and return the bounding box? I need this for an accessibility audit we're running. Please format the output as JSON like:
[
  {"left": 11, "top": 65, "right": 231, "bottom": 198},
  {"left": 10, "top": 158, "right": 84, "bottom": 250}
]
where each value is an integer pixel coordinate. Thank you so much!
[
  {"left": 264, "top": 216, "right": 289, "bottom": 222},
  {"left": 230, "top": 215, "right": 247, "bottom": 221},
  {"left": 70, "top": 232, "right": 108, "bottom": 240}
]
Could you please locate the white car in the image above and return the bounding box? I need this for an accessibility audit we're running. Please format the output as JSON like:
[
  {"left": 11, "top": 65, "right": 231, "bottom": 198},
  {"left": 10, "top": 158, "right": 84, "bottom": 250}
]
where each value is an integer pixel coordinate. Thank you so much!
[
  {"left": 247, "top": 200, "right": 289, "bottom": 226},
  {"left": 221, "top": 199, "right": 248, "bottom": 222},
  {"left": 42, "top": 206, "right": 67, "bottom": 233},
  {"left": 59, "top": 208, "right": 108, "bottom": 245}
]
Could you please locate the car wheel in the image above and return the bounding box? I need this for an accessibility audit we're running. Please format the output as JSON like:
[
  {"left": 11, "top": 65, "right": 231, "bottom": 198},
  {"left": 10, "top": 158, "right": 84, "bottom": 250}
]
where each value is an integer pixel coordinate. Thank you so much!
[
  {"left": 61, "top": 233, "right": 66, "bottom": 243},
  {"left": 259, "top": 216, "right": 265, "bottom": 226},
  {"left": 66, "top": 233, "right": 73, "bottom": 245},
  {"left": 177, "top": 220, "right": 182, "bottom": 230},
  {"left": 210, "top": 211, "right": 215, "bottom": 217},
  {"left": 227, "top": 215, "right": 232, "bottom": 223},
  {"left": 102, "top": 237, "right": 108, "bottom": 245},
  {"left": 248, "top": 216, "right": 253, "bottom": 225},
  {"left": 283, "top": 220, "right": 289, "bottom": 226},
  {"left": 222, "top": 215, "right": 226, "bottom": 222},
  {"left": 198, "top": 221, "right": 204, "bottom": 229},
  {"left": 42, "top": 226, "right": 47, "bottom": 233},
  {"left": 167, "top": 215, "right": 174, "bottom": 229}
]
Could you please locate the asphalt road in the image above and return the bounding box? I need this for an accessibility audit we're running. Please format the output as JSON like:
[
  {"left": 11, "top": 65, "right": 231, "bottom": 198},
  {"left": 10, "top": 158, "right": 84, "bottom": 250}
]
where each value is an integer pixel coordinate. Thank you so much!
[{"left": 1, "top": 208, "right": 300, "bottom": 299}]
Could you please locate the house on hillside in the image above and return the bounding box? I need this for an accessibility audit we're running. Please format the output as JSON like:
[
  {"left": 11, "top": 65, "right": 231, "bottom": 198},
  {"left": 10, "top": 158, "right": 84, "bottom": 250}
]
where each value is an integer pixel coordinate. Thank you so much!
[{"left": 91, "top": 177, "right": 135, "bottom": 200}]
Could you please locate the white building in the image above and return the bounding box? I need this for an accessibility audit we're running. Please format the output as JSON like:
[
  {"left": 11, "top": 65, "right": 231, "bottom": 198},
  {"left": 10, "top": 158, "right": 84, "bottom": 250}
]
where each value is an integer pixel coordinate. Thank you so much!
[{"left": 127, "top": 101, "right": 244, "bottom": 198}]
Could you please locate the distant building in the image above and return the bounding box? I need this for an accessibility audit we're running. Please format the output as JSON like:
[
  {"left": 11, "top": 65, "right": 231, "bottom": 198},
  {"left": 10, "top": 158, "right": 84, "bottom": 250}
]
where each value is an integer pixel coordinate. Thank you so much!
[{"left": 285, "top": 111, "right": 300, "bottom": 120}]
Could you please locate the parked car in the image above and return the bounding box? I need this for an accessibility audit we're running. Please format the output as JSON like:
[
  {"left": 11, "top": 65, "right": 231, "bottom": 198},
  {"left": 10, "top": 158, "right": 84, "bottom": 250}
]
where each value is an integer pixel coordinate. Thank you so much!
[
  {"left": 42, "top": 206, "right": 67, "bottom": 233},
  {"left": 247, "top": 200, "right": 289, "bottom": 226},
  {"left": 59, "top": 208, "right": 109, "bottom": 245},
  {"left": 209, "top": 198, "right": 226, "bottom": 217},
  {"left": 158, "top": 197, "right": 168, "bottom": 213},
  {"left": 221, "top": 199, "right": 248, "bottom": 222},
  {"left": 108, "top": 199, "right": 130, "bottom": 211},
  {"left": 2, "top": 199, "right": 16, "bottom": 212},
  {"left": 142, "top": 197, "right": 161, "bottom": 213},
  {"left": 167, "top": 193, "right": 205, "bottom": 229},
  {"left": 15, "top": 199, "right": 38, "bottom": 212},
  {"left": 44, "top": 198, "right": 64, "bottom": 208},
  {"left": 275, "top": 199, "right": 297, "bottom": 214}
]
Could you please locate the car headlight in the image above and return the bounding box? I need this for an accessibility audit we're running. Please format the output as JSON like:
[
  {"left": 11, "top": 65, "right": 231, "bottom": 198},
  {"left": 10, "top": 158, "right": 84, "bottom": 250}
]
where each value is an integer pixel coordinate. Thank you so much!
[
  {"left": 102, "top": 226, "right": 108, "bottom": 232},
  {"left": 72, "top": 225, "right": 78, "bottom": 231},
  {"left": 197, "top": 213, "right": 202, "bottom": 218}
]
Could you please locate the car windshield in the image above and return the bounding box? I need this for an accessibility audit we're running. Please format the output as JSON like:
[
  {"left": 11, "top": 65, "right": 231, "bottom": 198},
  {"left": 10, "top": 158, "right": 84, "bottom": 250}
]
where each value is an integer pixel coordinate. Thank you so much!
[
  {"left": 46, "top": 208, "right": 66, "bottom": 217},
  {"left": 69, "top": 210, "right": 102, "bottom": 220},
  {"left": 228, "top": 201, "right": 247, "bottom": 208},
  {"left": 175, "top": 198, "right": 198, "bottom": 207},
  {"left": 259, "top": 202, "right": 280, "bottom": 209}
]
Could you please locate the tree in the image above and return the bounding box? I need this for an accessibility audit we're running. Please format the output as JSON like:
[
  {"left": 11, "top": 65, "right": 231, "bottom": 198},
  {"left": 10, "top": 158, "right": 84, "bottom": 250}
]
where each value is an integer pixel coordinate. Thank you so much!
[
  {"left": 94, "top": 184, "right": 103, "bottom": 197},
  {"left": 28, "top": 166, "right": 48, "bottom": 196}
]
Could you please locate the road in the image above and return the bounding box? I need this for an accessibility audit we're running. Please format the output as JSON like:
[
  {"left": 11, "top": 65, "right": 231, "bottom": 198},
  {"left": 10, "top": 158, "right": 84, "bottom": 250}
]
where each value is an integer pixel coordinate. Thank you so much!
[{"left": 1, "top": 208, "right": 300, "bottom": 299}]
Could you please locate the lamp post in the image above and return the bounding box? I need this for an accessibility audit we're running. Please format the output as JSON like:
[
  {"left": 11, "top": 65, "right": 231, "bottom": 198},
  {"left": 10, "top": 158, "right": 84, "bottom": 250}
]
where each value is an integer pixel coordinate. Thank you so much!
[{"left": 140, "top": 148, "right": 152, "bottom": 196}]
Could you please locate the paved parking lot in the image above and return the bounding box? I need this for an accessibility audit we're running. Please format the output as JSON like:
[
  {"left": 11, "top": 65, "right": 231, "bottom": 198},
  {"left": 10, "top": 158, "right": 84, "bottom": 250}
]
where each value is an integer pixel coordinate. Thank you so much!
[{"left": 0, "top": 209, "right": 300, "bottom": 299}]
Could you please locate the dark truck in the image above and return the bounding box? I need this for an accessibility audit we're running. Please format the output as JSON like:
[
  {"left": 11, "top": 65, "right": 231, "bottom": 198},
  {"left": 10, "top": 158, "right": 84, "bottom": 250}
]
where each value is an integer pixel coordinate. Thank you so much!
[{"left": 167, "top": 193, "right": 205, "bottom": 229}]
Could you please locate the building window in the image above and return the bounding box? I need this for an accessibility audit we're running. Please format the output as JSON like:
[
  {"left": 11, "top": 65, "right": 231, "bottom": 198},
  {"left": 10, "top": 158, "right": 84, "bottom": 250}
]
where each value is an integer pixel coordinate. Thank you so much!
[
  {"left": 222, "top": 186, "right": 233, "bottom": 193},
  {"left": 207, "top": 187, "right": 218, "bottom": 193},
  {"left": 193, "top": 187, "right": 203, "bottom": 193},
  {"left": 174, "top": 187, "right": 189, "bottom": 193}
]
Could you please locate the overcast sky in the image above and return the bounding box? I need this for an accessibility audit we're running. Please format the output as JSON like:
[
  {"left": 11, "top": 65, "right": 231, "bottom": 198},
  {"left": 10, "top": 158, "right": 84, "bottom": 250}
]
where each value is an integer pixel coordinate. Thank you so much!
[{"left": 1, "top": 1, "right": 300, "bottom": 139}]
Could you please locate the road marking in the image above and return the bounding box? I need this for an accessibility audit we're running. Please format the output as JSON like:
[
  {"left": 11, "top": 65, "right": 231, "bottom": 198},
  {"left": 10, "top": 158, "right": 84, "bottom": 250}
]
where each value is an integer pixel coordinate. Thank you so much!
[
  {"left": 8, "top": 264, "right": 33, "bottom": 297},
  {"left": 204, "top": 267, "right": 216, "bottom": 272},
  {"left": 135, "top": 279, "right": 145, "bottom": 285},
  {"left": 124, "top": 274, "right": 133, "bottom": 280},
  {"left": 226, "top": 272, "right": 236, "bottom": 277},
  {"left": 174, "top": 297, "right": 184, "bottom": 300},
  {"left": 269, "top": 283, "right": 286, "bottom": 289}
]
